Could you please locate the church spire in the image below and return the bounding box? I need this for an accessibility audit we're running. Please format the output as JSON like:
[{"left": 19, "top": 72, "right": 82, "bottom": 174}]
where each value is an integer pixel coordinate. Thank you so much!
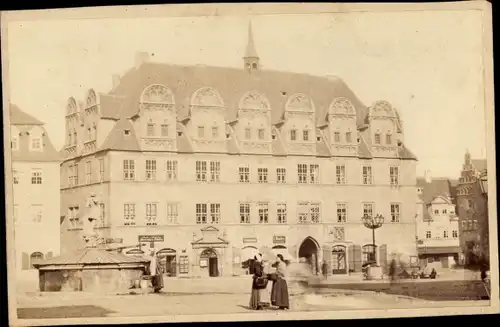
[{"left": 243, "top": 21, "right": 260, "bottom": 73}]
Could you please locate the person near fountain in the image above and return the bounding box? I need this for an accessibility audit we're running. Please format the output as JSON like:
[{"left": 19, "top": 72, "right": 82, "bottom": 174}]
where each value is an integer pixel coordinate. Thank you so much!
[
  {"left": 249, "top": 253, "right": 268, "bottom": 310},
  {"left": 149, "top": 249, "right": 163, "bottom": 293},
  {"left": 270, "top": 254, "right": 290, "bottom": 310}
]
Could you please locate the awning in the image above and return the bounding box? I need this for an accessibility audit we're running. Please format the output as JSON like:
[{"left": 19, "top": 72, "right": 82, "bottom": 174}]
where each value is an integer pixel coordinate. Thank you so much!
[{"left": 418, "top": 246, "right": 461, "bottom": 255}]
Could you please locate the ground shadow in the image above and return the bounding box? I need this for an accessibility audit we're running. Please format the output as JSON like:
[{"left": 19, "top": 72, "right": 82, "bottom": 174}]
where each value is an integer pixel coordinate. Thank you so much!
[{"left": 18, "top": 305, "right": 116, "bottom": 319}]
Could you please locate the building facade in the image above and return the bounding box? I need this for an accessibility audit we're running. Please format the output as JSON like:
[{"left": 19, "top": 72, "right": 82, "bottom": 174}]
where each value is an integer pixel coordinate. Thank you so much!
[
  {"left": 416, "top": 173, "right": 461, "bottom": 270},
  {"left": 9, "top": 104, "right": 61, "bottom": 285},
  {"left": 60, "top": 24, "right": 418, "bottom": 278},
  {"left": 455, "top": 150, "right": 488, "bottom": 265}
]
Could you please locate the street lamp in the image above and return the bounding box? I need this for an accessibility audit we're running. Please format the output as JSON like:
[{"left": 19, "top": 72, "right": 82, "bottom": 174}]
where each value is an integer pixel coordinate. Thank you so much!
[{"left": 362, "top": 214, "right": 385, "bottom": 262}]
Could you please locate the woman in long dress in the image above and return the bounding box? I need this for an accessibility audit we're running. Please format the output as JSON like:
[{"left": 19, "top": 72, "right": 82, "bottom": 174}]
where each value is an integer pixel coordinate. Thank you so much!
[
  {"left": 249, "top": 254, "right": 267, "bottom": 310},
  {"left": 271, "top": 254, "right": 290, "bottom": 310}
]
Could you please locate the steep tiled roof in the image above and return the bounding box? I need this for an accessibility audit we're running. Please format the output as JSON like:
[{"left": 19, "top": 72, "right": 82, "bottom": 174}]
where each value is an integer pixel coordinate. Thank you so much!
[
  {"left": 33, "top": 247, "right": 150, "bottom": 268},
  {"left": 398, "top": 144, "right": 417, "bottom": 160},
  {"left": 10, "top": 105, "right": 61, "bottom": 162},
  {"left": 109, "top": 62, "right": 369, "bottom": 128},
  {"left": 10, "top": 104, "right": 43, "bottom": 125},
  {"left": 417, "top": 177, "right": 457, "bottom": 221},
  {"left": 99, "top": 118, "right": 141, "bottom": 151},
  {"left": 358, "top": 135, "right": 373, "bottom": 159}
]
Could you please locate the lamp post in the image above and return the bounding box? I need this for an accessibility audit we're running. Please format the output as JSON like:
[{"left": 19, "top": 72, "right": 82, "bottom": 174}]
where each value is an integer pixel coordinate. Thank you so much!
[{"left": 362, "top": 214, "right": 385, "bottom": 263}]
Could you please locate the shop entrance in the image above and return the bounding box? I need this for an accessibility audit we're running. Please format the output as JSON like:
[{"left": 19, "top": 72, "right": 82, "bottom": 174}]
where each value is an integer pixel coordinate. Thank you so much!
[
  {"left": 200, "top": 248, "right": 219, "bottom": 277},
  {"left": 331, "top": 245, "right": 347, "bottom": 274},
  {"left": 157, "top": 248, "right": 177, "bottom": 277},
  {"left": 298, "top": 237, "right": 320, "bottom": 275}
]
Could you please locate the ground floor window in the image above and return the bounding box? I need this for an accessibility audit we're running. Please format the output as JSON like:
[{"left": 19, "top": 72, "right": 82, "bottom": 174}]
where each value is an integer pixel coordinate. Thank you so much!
[
  {"left": 29, "top": 252, "right": 44, "bottom": 269},
  {"left": 179, "top": 255, "right": 189, "bottom": 274},
  {"left": 362, "top": 245, "right": 377, "bottom": 264}
]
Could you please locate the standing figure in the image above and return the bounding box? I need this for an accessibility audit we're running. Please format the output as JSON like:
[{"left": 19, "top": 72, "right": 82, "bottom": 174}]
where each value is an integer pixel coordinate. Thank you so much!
[
  {"left": 389, "top": 256, "right": 397, "bottom": 284},
  {"left": 249, "top": 253, "right": 268, "bottom": 310},
  {"left": 150, "top": 250, "right": 163, "bottom": 293},
  {"left": 271, "top": 254, "right": 290, "bottom": 310}
]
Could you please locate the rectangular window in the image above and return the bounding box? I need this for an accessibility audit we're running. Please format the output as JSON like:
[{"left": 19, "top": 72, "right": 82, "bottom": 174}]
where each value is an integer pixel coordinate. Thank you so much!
[
  {"left": 161, "top": 124, "right": 169, "bottom": 137},
  {"left": 196, "top": 161, "right": 207, "bottom": 182},
  {"left": 244, "top": 128, "right": 251, "bottom": 140},
  {"left": 166, "top": 203, "right": 179, "bottom": 224},
  {"left": 147, "top": 123, "right": 155, "bottom": 137},
  {"left": 390, "top": 166, "right": 399, "bottom": 185},
  {"left": 452, "top": 230, "right": 458, "bottom": 238},
  {"left": 31, "top": 138, "right": 41, "bottom": 150},
  {"left": 209, "top": 161, "right": 220, "bottom": 182},
  {"left": 258, "top": 129, "right": 265, "bottom": 140},
  {"left": 303, "top": 130, "right": 309, "bottom": 141},
  {"left": 196, "top": 203, "right": 208, "bottom": 224},
  {"left": 85, "top": 161, "right": 92, "bottom": 184},
  {"left": 74, "top": 163, "right": 79, "bottom": 185},
  {"left": 124, "top": 204, "right": 136, "bottom": 225},
  {"left": 337, "top": 203, "right": 347, "bottom": 223},
  {"left": 276, "top": 168, "right": 286, "bottom": 183},
  {"left": 336, "top": 165, "right": 346, "bottom": 184},
  {"left": 290, "top": 129, "right": 297, "bottom": 141},
  {"left": 472, "top": 220, "right": 478, "bottom": 230},
  {"left": 297, "top": 164, "right": 308, "bottom": 184},
  {"left": 98, "top": 159, "right": 104, "bottom": 182},
  {"left": 334, "top": 132, "right": 340, "bottom": 143},
  {"left": 434, "top": 209, "right": 439, "bottom": 215},
  {"left": 374, "top": 133, "right": 381, "bottom": 145},
  {"left": 31, "top": 204, "right": 43, "bottom": 223},
  {"left": 210, "top": 203, "right": 221, "bottom": 224},
  {"left": 310, "top": 203, "right": 321, "bottom": 223},
  {"left": 31, "top": 169, "right": 42, "bottom": 185},
  {"left": 239, "top": 203, "right": 250, "bottom": 224},
  {"left": 11, "top": 137, "right": 18, "bottom": 150},
  {"left": 239, "top": 166, "right": 250, "bottom": 183},
  {"left": 166, "top": 160, "right": 178, "bottom": 181},
  {"left": 363, "top": 203, "right": 374, "bottom": 217},
  {"left": 426, "top": 231, "right": 432, "bottom": 239},
  {"left": 258, "top": 168, "right": 268, "bottom": 183},
  {"left": 297, "top": 202, "right": 309, "bottom": 224},
  {"left": 123, "top": 160, "right": 135, "bottom": 180},
  {"left": 309, "top": 164, "right": 320, "bottom": 184},
  {"left": 258, "top": 203, "right": 269, "bottom": 224},
  {"left": 145, "top": 203, "right": 157, "bottom": 225},
  {"left": 346, "top": 132, "right": 352, "bottom": 143},
  {"left": 179, "top": 256, "right": 189, "bottom": 274},
  {"left": 13, "top": 170, "right": 19, "bottom": 184},
  {"left": 197, "top": 126, "right": 205, "bottom": 138},
  {"left": 99, "top": 203, "right": 105, "bottom": 227},
  {"left": 68, "top": 164, "right": 74, "bottom": 186},
  {"left": 390, "top": 203, "right": 401, "bottom": 222},
  {"left": 362, "top": 166, "right": 372, "bottom": 185},
  {"left": 277, "top": 203, "right": 287, "bottom": 224},
  {"left": 211, "top": 126, "right": 219, "bottom": 138},
  {"left": 443, "top": 231, "right": 449, "bottom": 238},
  {"left": 145, "top": 159, "right": 157, "bottom": 181},
  {"left": 386, "top": 134, "right": 392, "bottom": 145},
  {"left": 442, "top": 209, "right": 447, "bottom": 214}
]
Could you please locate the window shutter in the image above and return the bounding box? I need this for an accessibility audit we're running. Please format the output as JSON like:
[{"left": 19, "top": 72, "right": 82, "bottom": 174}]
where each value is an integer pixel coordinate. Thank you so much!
[
  {"left": 348, "top": 245, "right": 355, "bottom": 272},
  {"left": 22, "top": 252, "right": 29, "bottom": 270},
  {"left": 353, "top": 245, "right": 363, "bottom": 272},
  {"left": 379, "top": 244, "right": 388, "bottom": 273}
]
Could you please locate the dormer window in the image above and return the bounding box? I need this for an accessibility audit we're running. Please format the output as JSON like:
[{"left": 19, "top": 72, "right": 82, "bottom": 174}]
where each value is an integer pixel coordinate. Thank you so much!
[
  {"left": 374, "top": 132, "right": 381, "bottom": 145},
  {"left": 124, "top": 129, "right": 131, "bottom": 136},
  {"left": 303, "top": 130, "right": 309, "bottom": 141},
  {"left": 31, "top": 138, "right": 41, "bottom": 151},
  {"left": 290, "top": 129, "right": 297, "bottom": 141},
  {"left": 316, "top": 136, "right": 321, "bottom": 142},
  {"left": 212, "top": 126, "right": 219, "bottom": 138},
  {"left": 346, "top": 131, "right": 352, "bottom": 143},
  {"left": 272, "top": 135, "right": 277, "bottom": 140},
  {"left": 258, "top": 129, "right": 265, "bottom": 140},
  {"left": 434, "top": 209, "right": 439, "bottom": 215},
  {"left": 161, "top": 124, "right": 169, "bottom": 137},
  {"left": 245, "top": 128, "right": 251, "bottom": 140},
  {"left": 334, "top": 132, "right": 340, "bottom": 143},
  {"left": 147, "top": 122, "right": 155, "bottom": 137},
  {"left": 386, "top": 132, "right": 392, "bottom": 145},
  {"left": 197, "top": 126, "right": 205, "bottom": 138}
]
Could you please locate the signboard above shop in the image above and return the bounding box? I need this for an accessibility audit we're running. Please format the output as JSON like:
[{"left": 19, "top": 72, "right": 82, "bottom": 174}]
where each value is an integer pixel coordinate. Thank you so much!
[
  {"left": 138, "top": 235, "right": 165, "bottom": 243},
  {"left": 243, "top": 237, "right": 257, "bottom": 243},
  {"left": 273, "top": 236, "right": 286, "bottom": 244}
]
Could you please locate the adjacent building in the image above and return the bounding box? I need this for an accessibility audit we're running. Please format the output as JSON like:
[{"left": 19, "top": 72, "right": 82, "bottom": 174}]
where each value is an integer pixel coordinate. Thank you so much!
[
  {"left": 416, "top": 172, "right": 461, "bottom": 270},
  {"left": 59, "top": 23, "right": 418, "bottom": 278},
  {"left": 455, "top": 150, "right": 489, "bottom": 266},
  {"left": 9, "top": 104, "right": 61, "bottom": 284}
]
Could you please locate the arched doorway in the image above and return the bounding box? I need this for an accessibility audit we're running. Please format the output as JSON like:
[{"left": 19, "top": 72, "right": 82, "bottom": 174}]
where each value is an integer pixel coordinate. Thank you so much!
[
  {"left": 331, "top": 245, "right": 347, "bottom": 275},
  {"left": 298, "top": 237, "right": 320, "bottom": 275},
  {"left": 157, "top": 248, "right": 177, "bottom": 277},
  {"left": 30, "top": 252, "right": 44, "bottom": 269},
  {"left": 200, "top": 248, "right": 219, "bottom": 277}
]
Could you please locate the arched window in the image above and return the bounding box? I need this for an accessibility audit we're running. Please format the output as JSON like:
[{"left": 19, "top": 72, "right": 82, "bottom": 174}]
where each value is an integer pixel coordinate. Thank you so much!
[
  {"left": 191, "top": 87, "right": 224, "bottom": 107},
  {"left": 362, "top": 245, "right": 377, "bottom": 264},
  {"left": 385, "top": 131, "right": 392, "bottom": 145},
  {"left": 67, "top": 97, "right": 77, "bottom": 115},
  {"left": 374, "top": 130, "right": 381, "bottom": 145},
  {"left": 285, "top": 93, "right": 313, "bottom": 112},
  {"left": 30, "top": 252, "right": 44, "bottom": 268},
  {"left": 140, "top": 84, "right": 175, "bottom": 104},
  {"left": 329, "top": 97, "right": 355, "bottom": 115},
  {"left": 238, "top": 91, "right": 270, "bottom": 111},
  {"left": 86, "top": 89, "right": 97, "bottom": 108}
]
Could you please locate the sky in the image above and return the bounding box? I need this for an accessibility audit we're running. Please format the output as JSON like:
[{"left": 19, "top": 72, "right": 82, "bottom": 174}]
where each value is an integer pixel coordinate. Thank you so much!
[{"left": 5, "top": 9, "right": 488, "bottom": 178}]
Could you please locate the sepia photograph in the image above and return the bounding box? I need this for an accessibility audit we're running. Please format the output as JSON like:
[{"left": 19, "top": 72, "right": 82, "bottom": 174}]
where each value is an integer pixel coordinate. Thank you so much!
[{"left": 2, "top": 2, "right": 498, "bottom": 326}]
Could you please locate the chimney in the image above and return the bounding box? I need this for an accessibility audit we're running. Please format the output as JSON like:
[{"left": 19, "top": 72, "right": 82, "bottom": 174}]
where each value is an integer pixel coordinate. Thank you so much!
[
  {"left": 112, "top": 74, "right": 121, "bottom": 89},
  {"left": 135, "top": 52, "right": 150, "bottom": 69},
  {"left": 424, "top": 170, "right": 432, "bottom": 183}
]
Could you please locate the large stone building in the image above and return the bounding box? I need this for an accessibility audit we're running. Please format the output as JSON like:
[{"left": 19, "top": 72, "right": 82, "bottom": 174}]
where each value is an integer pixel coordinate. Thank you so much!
[
  {"left": 59, "top": 24, "right": 418, "bottom": 278},
  {"left": 416, "top": 172, "right": 461, "bottom": 270},
  {"left": 455, "top": 150, "right": 489, "bottom": 265},
  {"left": 9, "top": 104, "right": 61, "bottom": 287}
]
